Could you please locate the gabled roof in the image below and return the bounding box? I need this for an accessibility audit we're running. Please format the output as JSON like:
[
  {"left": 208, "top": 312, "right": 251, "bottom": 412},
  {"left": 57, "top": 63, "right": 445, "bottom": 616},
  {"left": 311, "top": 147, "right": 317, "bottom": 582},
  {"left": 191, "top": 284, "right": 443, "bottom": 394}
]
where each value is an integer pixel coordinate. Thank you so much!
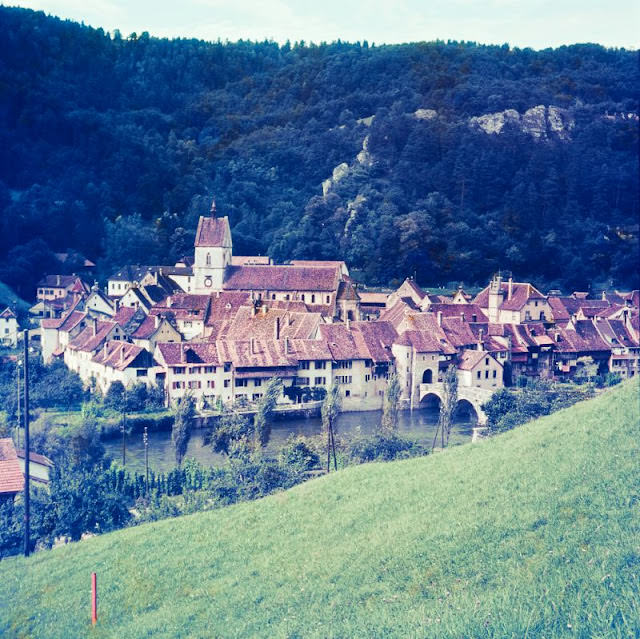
[
  {"left": 194, "top": 215, "right": 232, "bottom": 248},
  {"left": 224, "top": 306, "right": 321, "bottom": 341},
  {"left": 336, "top": 280, "right": 360, "bottom": 301},
  {"left": 0, "top": 307, "right": 16, "bottom": 319},
  {"left": 395, "top": 330, "right": 452, "bottom": 354},
  {"left": 0, "top": 438, "right": 24, "bottom": 495},
  {"left": 350, "top": 321, "right": 397, "bottom": 363},
  {"left": 156, "top": 342, "right": 221, "bottom": 367},
  {"left": 67, "top": 320, "right": 116, "bottom": 353},
  {"left": 318, "top": 324, "right": 370, "bottom": 361},
  {"left": 92, "top": 341, "right": 154, "bottom": 371},
  {"left": 474, "top": 281, "right": 546, "bottom": 311},
  {"left": 429, "top": 303, "right": 488, "bottom": 322},
  {"left": 458, "top": 349, "right": 500, "bottom": 371},
  {"left": 37, "top": 274, "right": 83, "bottom": 289},
  {"left": 205, "top": 292, "right": 251, "bottom": 326},
  {"left": 217, "top": 339, "right": 297, "bottom": 369},
  {"left": 440, "top": 316, "right": 479, "bottom": 349},
  {"left": 223, "top": 265, "right": 340, "bottom": 293}
]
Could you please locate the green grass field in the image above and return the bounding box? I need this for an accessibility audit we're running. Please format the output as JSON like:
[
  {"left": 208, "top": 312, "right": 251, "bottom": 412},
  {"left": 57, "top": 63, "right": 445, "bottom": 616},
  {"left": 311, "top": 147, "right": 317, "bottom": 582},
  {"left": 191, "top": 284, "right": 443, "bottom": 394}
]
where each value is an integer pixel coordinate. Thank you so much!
[{"left": 2, "top": 380, "right": 639, "bottom": 638}]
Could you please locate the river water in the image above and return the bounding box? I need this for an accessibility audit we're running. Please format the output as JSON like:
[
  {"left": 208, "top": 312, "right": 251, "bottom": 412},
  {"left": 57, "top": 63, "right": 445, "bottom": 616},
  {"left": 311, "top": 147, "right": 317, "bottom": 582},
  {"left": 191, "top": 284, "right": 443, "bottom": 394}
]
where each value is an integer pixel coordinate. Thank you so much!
[{"left": 104, "top": 408, "right": 475, "bottom": 474}]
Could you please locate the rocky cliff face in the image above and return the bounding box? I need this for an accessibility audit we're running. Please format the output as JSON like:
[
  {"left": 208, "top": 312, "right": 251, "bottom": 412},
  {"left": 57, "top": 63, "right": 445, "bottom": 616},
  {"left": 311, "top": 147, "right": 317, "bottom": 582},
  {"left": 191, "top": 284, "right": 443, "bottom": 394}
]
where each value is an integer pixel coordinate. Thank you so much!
[{"left": 469, "top": 105, "right": 575, "bottom": 140}]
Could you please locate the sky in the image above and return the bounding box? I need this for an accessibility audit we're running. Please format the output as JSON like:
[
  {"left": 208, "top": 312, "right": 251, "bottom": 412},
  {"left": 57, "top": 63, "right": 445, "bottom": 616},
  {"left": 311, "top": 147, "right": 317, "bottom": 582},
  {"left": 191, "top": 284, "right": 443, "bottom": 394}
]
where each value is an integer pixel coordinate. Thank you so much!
[{"left": 6, "top": 0, "right": 639, "bottom": 50}]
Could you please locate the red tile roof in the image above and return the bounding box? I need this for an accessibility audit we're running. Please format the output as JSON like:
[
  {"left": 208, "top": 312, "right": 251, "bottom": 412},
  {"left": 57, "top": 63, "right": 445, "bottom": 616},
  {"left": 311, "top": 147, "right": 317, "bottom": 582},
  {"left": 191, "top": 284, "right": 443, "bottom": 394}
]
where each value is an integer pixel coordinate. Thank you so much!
[
  {"left": 0, "top": 307, "right": 16, "bottom": 319},
  {"left": 224, "top": 306, "right": 321, "bottom": 341},
  {"left": 0, "top": 438, "right": 24, "bottom": 495},
  {"left": 475, "top": 281, "right": 546, "bottom": 311},
  {"left": 157, "top": 342, "right": 221, "bottom": 366},
  {"left": 217, "top": 339, "right": 298, "bottom": 369},
  {"left": 231, "top": 256, "right": 271, "bottom": 265},
  {"left": 67, "top": 320, "right": 116, "bottom": 353},
  {"left": 92, "top": 341, "right": 151, "bottom": 371},
  {"left": 223, "top": 265, "right": 340, "bottom": 293},
  {"left": 194, "top": 216, "right": 231, "bottom": 247},
  {"left": 205, "top": 292, "right": 251, "bottom": 325},
  {"left": 37, "top": 274, "right": 83, "bottom": 289},
  {"left": 318, "top": 324, "right": 370, "bottom": 360},
  {"left": 351, "top": 321, "right": 397, "bottom": 363},
  {"left": 430, "top": 303, "right": 488, "bottom": 322},
  {"left": 458, "top": 349, "right": 499, "bottom": 371},
  {"left": 16, "top": 449, "right": 54, "bottom": 467}
]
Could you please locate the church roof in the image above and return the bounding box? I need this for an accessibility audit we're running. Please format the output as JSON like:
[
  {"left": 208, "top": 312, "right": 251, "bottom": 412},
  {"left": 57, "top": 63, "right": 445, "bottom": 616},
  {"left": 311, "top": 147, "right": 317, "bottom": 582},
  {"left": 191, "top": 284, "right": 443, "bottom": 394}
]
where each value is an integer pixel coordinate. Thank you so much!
[{"left": 195, "top": 216, "right": 232, "bottom": 248}]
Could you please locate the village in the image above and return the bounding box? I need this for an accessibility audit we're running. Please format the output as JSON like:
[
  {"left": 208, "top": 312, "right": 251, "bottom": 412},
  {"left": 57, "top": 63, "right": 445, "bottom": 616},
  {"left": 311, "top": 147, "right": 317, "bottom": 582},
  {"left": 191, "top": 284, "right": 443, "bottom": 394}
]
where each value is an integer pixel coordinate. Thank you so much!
[{"left": 2, "top": 200, "right": 637, "bottom": 427}]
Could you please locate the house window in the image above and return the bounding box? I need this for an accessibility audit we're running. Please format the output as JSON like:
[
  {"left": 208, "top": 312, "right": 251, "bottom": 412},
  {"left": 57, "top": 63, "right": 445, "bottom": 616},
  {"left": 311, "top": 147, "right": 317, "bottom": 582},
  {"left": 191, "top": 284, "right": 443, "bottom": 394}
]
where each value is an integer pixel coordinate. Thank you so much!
[
  {"left": 136, "top": 369, "right": 147, "bottom": 377},
  {"left": 254, "top": 379, "right": 262, "bottom": 387},
  {"left": 206, "top": 253, "right": 211, "bottom": 265},
  {"left": 191, "top": 366, "right": 201, "bottom": 374},
  {"left": 485, "top": 358, "right": 489, "bottom": 365},
  {"left": 493, "top": 370, "right": 497, "bottom": 378},
  {"left": 485, "top": 370, "right": 489, "bottom": 379},
  {"left": 235, "top": 379, "right": 248, "bottom": 387},
  {"left": 204, "top": 366, "right": 216, "bottom": 373},
  {"left": 224, "top": 379, "right": 230, "bottom": 388},
  {"left": 224, "top": 363, "right": 231, "bottom": 372},
  {"left": 326, "top": 296, "right": 330, "bottom": 303},
  {"left": 314, "top": 377, "right": 326, "bottom": 385},
  {"left": 311, "top": 294, "right": 316, "bottom": 303},
  {"left": 297, "top": 377, "right": 310, "bottom": 386},
  {"left": 477, "top": 371, "right": 481, "bottom": 379},
  {"left": 300, "top": 361, "right": 310, "bottom": 370},
  {"left": 315, "top": 361, "right": 326, "bottom": 369},
  {"left": 173, "top": 367, "right": 185, "bottom": 375},
  {"left": 207, "top": 380, "right": 215, "bottom": 388},
  {"left": 345, "top": 390, "right": 350, "bottom": 397},
  {"left": 301, "top": 294, "right": 305, "bottom": 301},
  {"left": 252, "top": 393, "right": 262, "bottom": 401}
]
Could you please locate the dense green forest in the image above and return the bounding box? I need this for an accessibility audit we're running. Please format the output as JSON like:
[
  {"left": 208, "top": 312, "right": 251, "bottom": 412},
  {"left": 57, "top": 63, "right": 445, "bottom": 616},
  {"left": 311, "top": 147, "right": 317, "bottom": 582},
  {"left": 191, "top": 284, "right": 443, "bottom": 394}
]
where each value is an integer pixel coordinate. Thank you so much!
[{"left": 0, "top": 6, "right": 637, "bottom": 298}]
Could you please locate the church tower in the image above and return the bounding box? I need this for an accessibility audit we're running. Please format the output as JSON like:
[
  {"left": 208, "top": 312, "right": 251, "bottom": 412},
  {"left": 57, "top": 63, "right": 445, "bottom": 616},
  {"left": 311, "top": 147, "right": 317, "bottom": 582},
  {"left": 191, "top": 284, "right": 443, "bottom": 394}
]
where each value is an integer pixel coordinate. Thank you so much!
[{"left": 193, "top": 200, "right": 233, "bottom": 292}]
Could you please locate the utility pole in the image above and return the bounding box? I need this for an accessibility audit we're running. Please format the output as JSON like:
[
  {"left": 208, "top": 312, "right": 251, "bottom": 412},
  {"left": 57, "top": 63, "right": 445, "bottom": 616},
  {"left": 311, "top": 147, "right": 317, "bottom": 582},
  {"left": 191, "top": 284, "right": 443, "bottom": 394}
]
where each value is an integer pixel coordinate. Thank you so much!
[
  {"left": 144, "top": 426, "right": 149, "bottom": 494},
  {"left": 23, "top": 330, "right": 30, "bottom": 557},
  {"left": 16, "top": 358, "right": 21, "bottom": 448}
]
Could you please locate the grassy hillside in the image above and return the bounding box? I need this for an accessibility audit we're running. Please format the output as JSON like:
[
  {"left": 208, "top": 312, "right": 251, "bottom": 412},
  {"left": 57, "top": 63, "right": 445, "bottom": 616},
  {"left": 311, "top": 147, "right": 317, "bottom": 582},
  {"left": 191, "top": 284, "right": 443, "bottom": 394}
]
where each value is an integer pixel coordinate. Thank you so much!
[{"left": 2, "top": 380, "right": 639, "bottom": 638}]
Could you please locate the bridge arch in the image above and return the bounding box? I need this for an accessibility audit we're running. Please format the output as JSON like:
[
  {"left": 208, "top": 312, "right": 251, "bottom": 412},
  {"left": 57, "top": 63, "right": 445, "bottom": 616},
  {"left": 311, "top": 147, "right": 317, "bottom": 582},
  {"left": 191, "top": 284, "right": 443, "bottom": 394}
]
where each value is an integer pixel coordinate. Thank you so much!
[
  {"left": 419, "top": 392, "right": 442, "bottom": 410},
  {"left": 453, "top": 398, "right": 479, "bottom": 425}
]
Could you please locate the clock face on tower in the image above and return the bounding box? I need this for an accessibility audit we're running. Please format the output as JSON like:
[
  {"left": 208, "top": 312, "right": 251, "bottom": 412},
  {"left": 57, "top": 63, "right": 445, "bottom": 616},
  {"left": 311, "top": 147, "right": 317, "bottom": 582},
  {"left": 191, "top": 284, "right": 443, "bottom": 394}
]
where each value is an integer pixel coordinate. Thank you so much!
[{"left": 204, "top": 277, "right": 212, "bottom": 288}]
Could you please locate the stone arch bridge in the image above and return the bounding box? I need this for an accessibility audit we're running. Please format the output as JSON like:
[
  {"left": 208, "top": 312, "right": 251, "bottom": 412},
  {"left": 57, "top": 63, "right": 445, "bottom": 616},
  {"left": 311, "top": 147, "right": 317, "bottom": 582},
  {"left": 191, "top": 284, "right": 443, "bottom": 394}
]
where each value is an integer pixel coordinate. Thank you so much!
[{"left": 417, "top": 383, "right": 495, "bottom": 425}]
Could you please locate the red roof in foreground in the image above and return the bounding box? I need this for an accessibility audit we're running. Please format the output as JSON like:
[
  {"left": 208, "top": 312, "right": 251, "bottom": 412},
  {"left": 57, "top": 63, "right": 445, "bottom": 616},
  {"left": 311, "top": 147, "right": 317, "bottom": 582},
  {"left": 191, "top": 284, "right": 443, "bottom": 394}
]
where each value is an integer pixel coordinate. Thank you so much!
[{"left": 0, "top": 438, "right": 24, "bottom": 495}]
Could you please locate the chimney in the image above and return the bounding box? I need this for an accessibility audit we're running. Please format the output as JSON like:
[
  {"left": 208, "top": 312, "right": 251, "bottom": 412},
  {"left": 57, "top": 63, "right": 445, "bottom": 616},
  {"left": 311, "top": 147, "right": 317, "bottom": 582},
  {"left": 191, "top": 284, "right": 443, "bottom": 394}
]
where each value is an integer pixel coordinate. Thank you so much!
[
  {"left": 275, "top": 316, "right": 280, "bottom": 340},
  {"left": 103, "top": 343, "right": 108, "bottom": 359},
  {"left": 167, "top": 296, "right": 172, "bottom": 308},
  {"left": 251, "top": 304, "right": 257, "bottom": 317},
  {"left": 437, "top": 311, "right": 442, "bottom": 327},
  {"left": 56, "top": 274, "right": 61, "bottom": 286},
  {"left": 181, "top": 344, "right": 188, "bottom": 363},
  {"left": 460, "top": 312, "right": 465, "bottom": 322},
  {"left": 155, "top": 314, "right": 160, "bottom": 329},
  {"left": 601, "top": 290, "right": 606, "bottom": 301},
  {"left": 346, "top": 317, "right": 350, "bottom": 330},
  {"left": 508, "top": 277, "right": 513, "bottom": 301},
  {"left": 284, "top": 336, "right": 290, "bottom": 354},
  {"left": 91, "top": 317, "right": 97, "bottom": 336},
  {"left": 478, "top": 328, "right": 484, "bottom": 351},
  {"left": 261, "top": 303, "right": 267, "bottom": 316},
  {"left": 251, "top": 337, "right": 256, "bottom": 355}
]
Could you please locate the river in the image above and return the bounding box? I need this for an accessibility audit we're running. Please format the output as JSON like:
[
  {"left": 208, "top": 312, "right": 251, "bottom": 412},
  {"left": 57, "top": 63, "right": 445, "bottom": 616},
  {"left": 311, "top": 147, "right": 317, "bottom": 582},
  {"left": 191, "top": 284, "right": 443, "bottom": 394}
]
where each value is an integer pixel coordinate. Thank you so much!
[{"left": 104, "top": 407, "right": 475, "bottom": 474}]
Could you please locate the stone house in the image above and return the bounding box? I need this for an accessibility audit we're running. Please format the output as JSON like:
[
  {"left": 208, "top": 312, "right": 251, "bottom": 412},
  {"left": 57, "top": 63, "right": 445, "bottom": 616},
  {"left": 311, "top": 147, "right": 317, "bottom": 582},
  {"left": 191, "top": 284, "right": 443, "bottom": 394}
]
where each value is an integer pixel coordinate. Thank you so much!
[{"left": 0, "top": 307, "right": 18, "bottom": 347}]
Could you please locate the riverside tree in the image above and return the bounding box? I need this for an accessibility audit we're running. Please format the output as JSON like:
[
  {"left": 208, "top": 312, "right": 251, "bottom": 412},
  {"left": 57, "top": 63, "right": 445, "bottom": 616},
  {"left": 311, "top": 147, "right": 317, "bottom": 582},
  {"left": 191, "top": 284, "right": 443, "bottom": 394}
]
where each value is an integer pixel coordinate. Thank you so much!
[
  {"left": 172, "top": 394, "right": 195, "bottom": 466},
  {"left": 253, "top": 377, "right": 283, "bottom": 450},
  {"left": 381, "top": 373, "right": 401, "bottom": 433},
  {"left": 431, "top": 365, "right": 458, "bottom": 451},
  {"left": 321, "top": 381, "right": 341, "bottom": 472}
]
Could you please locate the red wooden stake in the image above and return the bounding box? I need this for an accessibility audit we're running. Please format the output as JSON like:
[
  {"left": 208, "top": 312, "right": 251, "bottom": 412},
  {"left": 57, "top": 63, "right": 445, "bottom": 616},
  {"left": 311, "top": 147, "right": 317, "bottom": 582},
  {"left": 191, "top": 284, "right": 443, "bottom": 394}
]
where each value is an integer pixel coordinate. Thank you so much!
[{"left": 91, "top": 572, "right": 97, "bottom": 626}]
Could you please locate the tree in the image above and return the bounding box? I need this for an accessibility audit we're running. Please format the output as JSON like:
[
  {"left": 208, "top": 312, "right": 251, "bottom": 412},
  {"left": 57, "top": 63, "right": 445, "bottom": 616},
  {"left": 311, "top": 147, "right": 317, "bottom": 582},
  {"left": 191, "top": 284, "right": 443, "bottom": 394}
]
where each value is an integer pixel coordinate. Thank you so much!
[
  {"left": 381, "top": 373, "right": 401, "bottom": 433},
  {"left": 253, "top": 377, "right": 283, "bottom": 449},
  {"left": 209, "top": 409, "right": 252, "bottom": 456},
  {"left": 321, "top": 381, "right": 342, "bottom": 472},
  {"left": 172, "top": 394, "right": 194, "bottom": 466},
  {"left": 431, "top": 365, "right": 458, "bottom": 451}
]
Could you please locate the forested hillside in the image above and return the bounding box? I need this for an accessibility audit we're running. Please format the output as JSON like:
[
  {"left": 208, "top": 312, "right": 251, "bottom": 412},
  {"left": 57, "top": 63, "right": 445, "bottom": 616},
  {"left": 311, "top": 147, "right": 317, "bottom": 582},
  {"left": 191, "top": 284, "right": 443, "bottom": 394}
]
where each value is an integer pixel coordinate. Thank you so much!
[{"left": 0, "top": 6, "right": 637, "bottom": 297}]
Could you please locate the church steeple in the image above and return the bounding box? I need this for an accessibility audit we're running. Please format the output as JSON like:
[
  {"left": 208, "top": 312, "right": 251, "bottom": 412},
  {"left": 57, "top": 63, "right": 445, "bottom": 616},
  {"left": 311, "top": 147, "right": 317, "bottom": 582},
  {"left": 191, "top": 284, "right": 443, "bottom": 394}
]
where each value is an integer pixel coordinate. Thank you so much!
[{"left": 193, "top": 198, "right": 232, "bottom": 292}]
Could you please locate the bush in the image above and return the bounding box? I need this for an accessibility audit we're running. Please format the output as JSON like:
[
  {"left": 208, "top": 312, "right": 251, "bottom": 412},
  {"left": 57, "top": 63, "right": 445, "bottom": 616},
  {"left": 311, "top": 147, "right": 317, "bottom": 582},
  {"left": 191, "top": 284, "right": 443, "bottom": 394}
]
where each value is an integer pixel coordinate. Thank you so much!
[
  {"left": 605, "top": 372, "right": 622, "bottom": 387},
  {"left": 278, "top": 437, "right": 320, "bottom": 471},
  {"left": 346, "top": 433, "right": 425, "bottom": 463}
]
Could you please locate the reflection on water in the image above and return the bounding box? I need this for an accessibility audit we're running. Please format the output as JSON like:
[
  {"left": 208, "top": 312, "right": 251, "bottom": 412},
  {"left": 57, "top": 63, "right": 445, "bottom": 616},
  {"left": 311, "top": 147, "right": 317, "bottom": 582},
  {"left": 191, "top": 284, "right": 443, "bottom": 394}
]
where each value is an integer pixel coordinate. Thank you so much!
[{"left": 104, "top": 408, "right": 474, "bottom": 474}]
